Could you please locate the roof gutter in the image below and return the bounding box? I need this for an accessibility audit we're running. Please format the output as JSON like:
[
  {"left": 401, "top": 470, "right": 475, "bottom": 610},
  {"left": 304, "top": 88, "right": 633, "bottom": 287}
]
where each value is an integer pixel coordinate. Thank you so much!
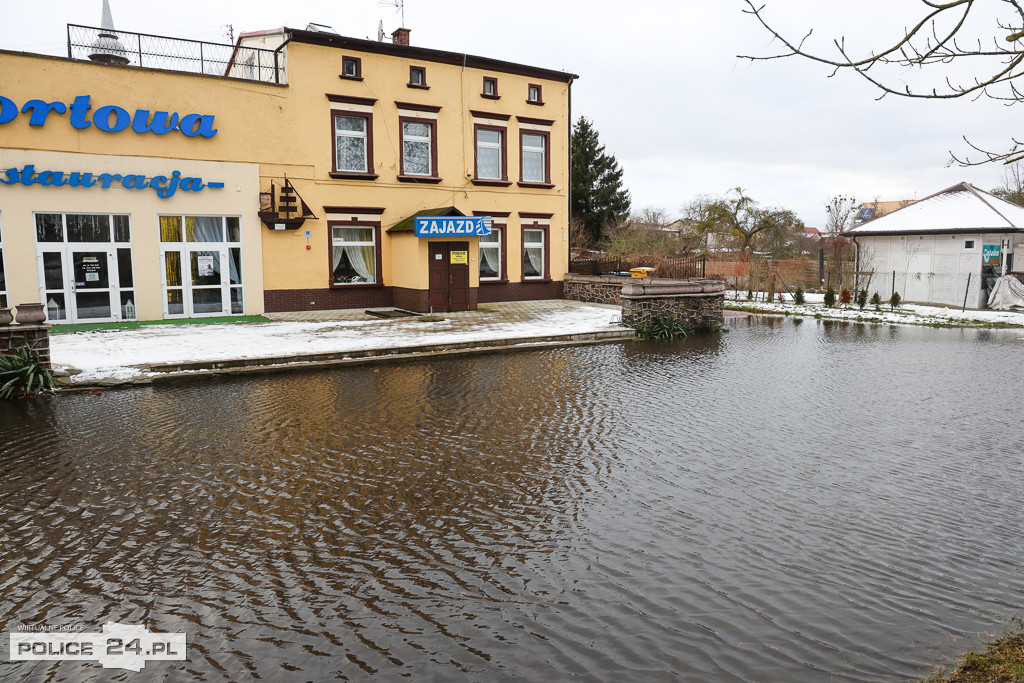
[{"left": 850, "top": 227, "right": 1024, "bottom": 237}]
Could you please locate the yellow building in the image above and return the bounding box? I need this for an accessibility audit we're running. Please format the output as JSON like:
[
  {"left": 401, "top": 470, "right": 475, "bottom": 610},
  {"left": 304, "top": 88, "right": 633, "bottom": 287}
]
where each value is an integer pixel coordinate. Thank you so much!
[{"left": 0, "top": 21, "right": 576, "bottom": 322}]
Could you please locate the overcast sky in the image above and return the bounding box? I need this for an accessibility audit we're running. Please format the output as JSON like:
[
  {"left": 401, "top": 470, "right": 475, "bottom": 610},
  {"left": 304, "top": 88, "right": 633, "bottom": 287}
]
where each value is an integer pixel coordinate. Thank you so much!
[{"left": 1, "top": 0, "right": 1019, "bottom": 228}]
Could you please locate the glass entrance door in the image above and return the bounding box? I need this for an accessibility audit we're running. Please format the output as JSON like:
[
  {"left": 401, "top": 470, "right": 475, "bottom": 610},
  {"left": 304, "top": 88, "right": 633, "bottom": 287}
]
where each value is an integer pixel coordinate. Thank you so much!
[
  {"left": 189, "top": 248, "right": 226, "bottom": 315},
  {"left": 72, "top": 250, "right": 114, "bottom": 319},
  {"left": 35, "top": 213, "right": 135, "bottom": 323},
  {"left": 37, "top": 247, "right": 119, "bottom": 322},
  {"left": 159, "top": 215, "right": 243, "bottom": 318}
]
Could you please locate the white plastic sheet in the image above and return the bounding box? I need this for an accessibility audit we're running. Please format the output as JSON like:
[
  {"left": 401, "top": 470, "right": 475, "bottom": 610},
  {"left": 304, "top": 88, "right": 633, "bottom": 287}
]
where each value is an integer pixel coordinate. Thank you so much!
[{"left": 987, "top": 275, "right": 1024, "bottom": 310}]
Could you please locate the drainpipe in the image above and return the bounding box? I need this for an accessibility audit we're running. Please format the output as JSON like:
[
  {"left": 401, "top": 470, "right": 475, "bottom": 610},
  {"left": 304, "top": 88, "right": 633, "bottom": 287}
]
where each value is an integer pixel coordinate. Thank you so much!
[
  {"left": 567, "top": 77, "right": 573, "bottom": 260},
  {"left": 273, "top": 34, "right": 294, "bottom": 85},
  {"left": 852, "top": 235, "right": 860, "bottom": 290}
]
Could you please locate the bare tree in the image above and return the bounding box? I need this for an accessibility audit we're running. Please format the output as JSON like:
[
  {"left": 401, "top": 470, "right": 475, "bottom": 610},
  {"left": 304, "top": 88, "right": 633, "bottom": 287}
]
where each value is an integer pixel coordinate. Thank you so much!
[
  {"left": 822, "top": 195, "right": 858, "bottom": 287},
  {"left": 824, "top": 195, "right": 857, "bottom": 235},
  {"left": 681, "top": 193, "right": 726, "bottom": 252},
  {"left": 603, "top": 206, "right": 693, "bottom": 258},
  {"left": 992, "top": 161, "right": 1024, "bottom": 205},
  {"left": 689, "top": 188, "right": 802, "bottom": 260},
  {"left": 740, "top": 0, "right": 1024, "bottom": 164}
]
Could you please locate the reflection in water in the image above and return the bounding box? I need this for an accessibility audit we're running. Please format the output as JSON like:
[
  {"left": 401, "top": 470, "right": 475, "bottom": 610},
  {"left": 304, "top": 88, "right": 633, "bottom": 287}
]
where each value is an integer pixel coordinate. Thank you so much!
[{"left": 1, "top": 318, "right": 1023, "bottom": 681}]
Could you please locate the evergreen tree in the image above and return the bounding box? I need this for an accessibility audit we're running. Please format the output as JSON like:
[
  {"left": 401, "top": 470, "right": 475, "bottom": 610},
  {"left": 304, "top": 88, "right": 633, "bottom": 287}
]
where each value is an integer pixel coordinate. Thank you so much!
[{"left": 571, "top": 116, "right": 631, "bottom": 246}]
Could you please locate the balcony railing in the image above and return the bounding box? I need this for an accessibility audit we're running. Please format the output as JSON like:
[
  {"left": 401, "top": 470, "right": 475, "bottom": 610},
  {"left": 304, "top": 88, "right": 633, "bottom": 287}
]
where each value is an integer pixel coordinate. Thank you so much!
[{"left": 67, "top": 24, "right": 285, "bottom": 84}]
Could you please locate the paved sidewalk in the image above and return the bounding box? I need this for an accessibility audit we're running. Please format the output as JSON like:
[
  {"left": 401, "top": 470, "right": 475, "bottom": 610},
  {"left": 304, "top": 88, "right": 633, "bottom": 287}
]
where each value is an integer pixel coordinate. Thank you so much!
[{"left": 52, "top": 300, "right": 631, "bottom": 388}]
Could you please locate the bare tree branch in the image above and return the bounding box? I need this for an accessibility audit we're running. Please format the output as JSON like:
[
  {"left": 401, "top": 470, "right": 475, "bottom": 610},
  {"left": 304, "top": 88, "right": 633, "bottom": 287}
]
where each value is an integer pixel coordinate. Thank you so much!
[{"left": 740, "top": 0, "right": 1024, "bottom": 163}]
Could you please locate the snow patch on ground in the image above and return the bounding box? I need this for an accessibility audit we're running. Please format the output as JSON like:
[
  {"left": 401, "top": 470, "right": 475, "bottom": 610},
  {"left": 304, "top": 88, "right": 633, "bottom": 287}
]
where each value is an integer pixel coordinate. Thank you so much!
[
  {"left": 52, "top": 305, "right": 624, "bottom": 383},
  {"left": 726, "top": 291, "right": 1024, "bottom": 327}
]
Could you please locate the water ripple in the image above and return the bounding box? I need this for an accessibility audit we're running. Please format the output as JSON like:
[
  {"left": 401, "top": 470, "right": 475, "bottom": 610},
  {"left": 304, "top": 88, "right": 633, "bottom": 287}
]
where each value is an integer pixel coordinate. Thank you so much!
[{"left": 1, "top": 321, "right": 1022, "bottom": 680}]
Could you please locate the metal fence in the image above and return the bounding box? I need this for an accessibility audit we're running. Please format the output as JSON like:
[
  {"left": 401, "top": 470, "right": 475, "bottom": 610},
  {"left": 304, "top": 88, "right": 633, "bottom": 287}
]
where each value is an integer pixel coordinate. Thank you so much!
[
  {"left": 709, "top": 259, "right": 985, "bottom": 308},
  {"left": 873, "top": 271, "right": 983, "bottom": 309},
  {"left": 569, "top": 255, "right": 706, "bottom": 279},
  {"left": 67, "top": 24, "right": 285, "bottom": 83}
]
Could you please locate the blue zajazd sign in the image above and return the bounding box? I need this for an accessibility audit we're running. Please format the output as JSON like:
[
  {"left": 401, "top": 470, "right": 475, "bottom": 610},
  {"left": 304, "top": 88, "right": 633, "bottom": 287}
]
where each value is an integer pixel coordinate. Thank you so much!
[{"left": 414, "top": 216, "right": 492, "bottom": 237}]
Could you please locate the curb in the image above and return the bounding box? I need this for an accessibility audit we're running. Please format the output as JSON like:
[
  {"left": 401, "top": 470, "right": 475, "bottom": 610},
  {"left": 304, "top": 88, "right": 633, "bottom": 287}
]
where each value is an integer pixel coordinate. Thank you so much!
[{"left": 60, "top": 328, "right": 636, "bottom": 391}]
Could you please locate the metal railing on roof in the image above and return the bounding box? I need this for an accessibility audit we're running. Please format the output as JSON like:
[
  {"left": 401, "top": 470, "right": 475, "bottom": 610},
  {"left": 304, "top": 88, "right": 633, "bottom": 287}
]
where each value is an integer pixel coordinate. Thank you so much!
[{"left": 66, "top": 24, "right": 285, "bottom": 84}]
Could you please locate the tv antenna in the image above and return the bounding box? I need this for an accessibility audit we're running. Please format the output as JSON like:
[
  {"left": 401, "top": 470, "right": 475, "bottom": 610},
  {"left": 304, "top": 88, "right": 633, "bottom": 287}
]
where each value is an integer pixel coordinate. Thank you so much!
[{"left": 378, "top": 0, "right": 405, "bottom": 28}]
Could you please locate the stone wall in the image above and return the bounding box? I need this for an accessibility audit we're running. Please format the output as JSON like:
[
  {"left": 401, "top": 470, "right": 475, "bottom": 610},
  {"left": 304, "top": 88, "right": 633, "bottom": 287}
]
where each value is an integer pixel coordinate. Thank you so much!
[
  {"left": 564, "top": 273, "right": 727, "bottom": 332},
  {"left": 0, "top": 324, "right": 52, "bottom": 369},
  {"left": 562, "top": 273, "right": 630, "bottom": 305},
  {"left": 619, "top": 279, "right": 726, "bottom": 331}
]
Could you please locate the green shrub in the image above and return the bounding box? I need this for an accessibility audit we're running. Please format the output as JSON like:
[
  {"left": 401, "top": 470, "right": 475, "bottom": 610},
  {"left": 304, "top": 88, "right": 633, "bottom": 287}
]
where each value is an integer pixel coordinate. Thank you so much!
[
  {"left": 870, "top": 292, "right": 882, "bottom": 310},
  {"left": 856, "top": 289, "right": 868, "bottom": 309},
  {"left": 824, "top": 286, "right": 837, "bottom": 308},
  {"left": 793, "top": 285, "right": 805, "bottom": 305},
  {"left": 889, "top": 291, "right": 902, "bottom": 310},
  {"left": 0, "top": 347, "right": 55, "bottom": 400},
  {"left": 635, "top": 314, "right": 691, "bottom": 340}
]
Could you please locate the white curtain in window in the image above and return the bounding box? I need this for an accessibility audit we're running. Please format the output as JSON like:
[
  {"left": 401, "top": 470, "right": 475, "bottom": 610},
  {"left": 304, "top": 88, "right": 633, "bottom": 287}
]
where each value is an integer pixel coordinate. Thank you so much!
[
  {"left": 336, "top": 115, "right": 368, "bottom": 172},
  {"left": 345, "top": 245, "right": 374, "bottom": 280},
  {"left": 522, "top": 134, "right": 545, "bottom": 182},
  {"left": 229, "top": 249, "right": 241, "bottom": 285},
  {"left": 526, "top": 247, "right": 543, "bottom": 276},
  {"left": 189, "top": 216, "right": 222, "bottom": 242},
  {"left": 482, "top": 247, "right": 500, "bottom": 273}
]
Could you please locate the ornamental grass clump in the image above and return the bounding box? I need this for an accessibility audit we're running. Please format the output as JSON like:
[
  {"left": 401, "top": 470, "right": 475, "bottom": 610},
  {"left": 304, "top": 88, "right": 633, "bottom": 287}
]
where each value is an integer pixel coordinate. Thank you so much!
[
  {"left": 635, "top": 314, "right": 691, "bottom": 340},
  {"left": 0, "top": 347, "right": 55, "bottom": 400},
  {"left": 840, "top": 288, "right": 853, "bottom": 307}
]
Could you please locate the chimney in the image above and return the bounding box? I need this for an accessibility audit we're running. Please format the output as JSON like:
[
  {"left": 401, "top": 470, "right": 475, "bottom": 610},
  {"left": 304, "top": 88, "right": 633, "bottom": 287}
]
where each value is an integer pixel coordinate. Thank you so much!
[{"left": 391, "top": 28, "right": 410, "bottom": 45}]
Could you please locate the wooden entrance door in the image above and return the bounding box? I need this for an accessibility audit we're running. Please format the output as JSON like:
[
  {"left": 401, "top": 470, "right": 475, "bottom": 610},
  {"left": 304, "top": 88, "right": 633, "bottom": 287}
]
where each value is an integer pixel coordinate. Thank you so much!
[{"left": 428, "top": 241, "right": 470, "bottom": 312}]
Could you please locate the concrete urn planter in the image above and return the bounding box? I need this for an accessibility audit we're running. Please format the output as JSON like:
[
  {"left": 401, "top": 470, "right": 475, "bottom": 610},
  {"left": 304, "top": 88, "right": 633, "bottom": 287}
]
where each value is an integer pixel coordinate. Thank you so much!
[
  {"left": 0, "top": 308, "right": 12, "bottom": 326},
  {"left": 14, "top": 303, "right": 47, "bottom": 325}
]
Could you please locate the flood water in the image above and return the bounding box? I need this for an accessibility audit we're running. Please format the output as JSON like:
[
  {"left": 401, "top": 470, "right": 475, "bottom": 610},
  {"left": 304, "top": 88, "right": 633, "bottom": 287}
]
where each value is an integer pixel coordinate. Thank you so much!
[{"left": 1, "top": 317, "right": 1023, "bottom": 681}]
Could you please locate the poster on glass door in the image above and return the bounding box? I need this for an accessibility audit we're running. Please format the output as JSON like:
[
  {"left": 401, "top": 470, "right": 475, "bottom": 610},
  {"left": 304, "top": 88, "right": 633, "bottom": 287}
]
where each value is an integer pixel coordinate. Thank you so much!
[{"left": 197, "top": 255, "right": 215, "bottom": 277}]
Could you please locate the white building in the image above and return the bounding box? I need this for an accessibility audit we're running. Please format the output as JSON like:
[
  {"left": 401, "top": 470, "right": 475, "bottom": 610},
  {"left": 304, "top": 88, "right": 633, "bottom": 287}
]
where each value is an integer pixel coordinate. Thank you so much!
[{"left": 850, "top": 182, "right": 1024, "bottom": 308}]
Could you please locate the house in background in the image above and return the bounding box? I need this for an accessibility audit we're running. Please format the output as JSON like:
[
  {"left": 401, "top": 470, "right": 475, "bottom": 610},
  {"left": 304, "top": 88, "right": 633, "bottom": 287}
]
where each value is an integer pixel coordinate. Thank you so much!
[
  {"left": 849, "top": 182, "right": 1024, "bottom": 308},
  {"left": 848, "top": 199, "right": 918, "bottom": 230}
]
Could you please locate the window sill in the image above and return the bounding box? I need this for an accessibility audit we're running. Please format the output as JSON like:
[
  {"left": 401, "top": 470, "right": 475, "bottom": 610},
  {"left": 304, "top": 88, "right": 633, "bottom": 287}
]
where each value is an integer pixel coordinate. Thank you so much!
[
  {"left": 329, "top": 172, "right": 379, "bottom": 181},
  {"left": 526, "top": 99, "right": 545, "bottom": 106},
  {"left": 517, "top": 181, "right": 555, "bottom": 189},
  {"left": 522, "top": 277, "right": 551, "bottom": 282},
  {"left": 407, "top": 83, "right": 430, "bottom": 90},
  {"left": 339, "top": 75, "right": 364, "bottom": 81},
  {"left": 481, "top": 93, "right": 500, "bottom": 100},
  {"left": 471, "top": 179, "right": 512, "bottom": 187},
  {"left": 329, "top": 282, "right": 385, "bottom": 289},
  {"left": 397, "top": 175, "right": 443, "bottom": 184},
  {"left": 479, "top": 278, "right": 508, "bottom": 285}
]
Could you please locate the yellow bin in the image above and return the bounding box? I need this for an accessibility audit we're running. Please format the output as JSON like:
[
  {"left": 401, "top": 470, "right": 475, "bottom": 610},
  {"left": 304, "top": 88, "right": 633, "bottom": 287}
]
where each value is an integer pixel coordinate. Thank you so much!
[{"left": 630, "top": 267, "right": 655, "bottom": 278}]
